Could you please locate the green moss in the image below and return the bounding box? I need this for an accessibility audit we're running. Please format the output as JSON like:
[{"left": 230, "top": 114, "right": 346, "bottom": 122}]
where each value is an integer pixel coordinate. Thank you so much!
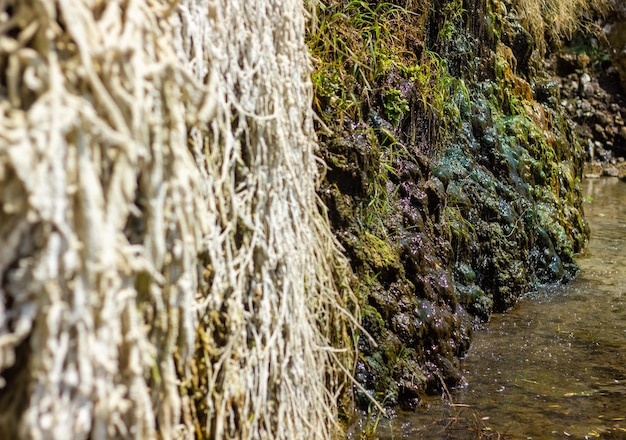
[
  {"left": 383, "top": 87, "right": 409, "bottom": 125},
  {"left": 358, "top": 232, "right": 401, "bottom": 275},
  {"left": 361, "top": 304, "right": 385, "bottom": 337}
]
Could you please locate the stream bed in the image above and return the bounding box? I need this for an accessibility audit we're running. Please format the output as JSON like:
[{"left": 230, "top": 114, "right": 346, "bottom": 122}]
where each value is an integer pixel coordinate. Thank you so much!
[{"left": 376, "top": 177, "right": 626, "bottom": 439}]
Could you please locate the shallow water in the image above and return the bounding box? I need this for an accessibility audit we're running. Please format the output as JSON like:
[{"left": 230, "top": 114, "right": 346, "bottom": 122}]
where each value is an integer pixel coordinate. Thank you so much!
[{"left": 377, "top": 177, "right": 626, "bottom": 439}]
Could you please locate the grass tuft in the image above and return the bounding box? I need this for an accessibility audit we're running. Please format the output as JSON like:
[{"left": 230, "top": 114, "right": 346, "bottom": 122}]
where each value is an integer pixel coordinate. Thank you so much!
[{"left": 511, "top": 0, "right": 611, "bottom": 52}]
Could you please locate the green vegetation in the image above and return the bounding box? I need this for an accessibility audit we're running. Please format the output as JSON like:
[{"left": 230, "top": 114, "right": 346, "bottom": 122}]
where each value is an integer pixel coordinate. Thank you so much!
[
  {"left": 383, "top": 87, "right": 409, "bottom": 125},
  {"left": 308, "top": 0, "right": 414, "bottom": 124},
  {"left": 308, "top": 0, "right": 457, "bottom": 133},
  {"left": 437, "top": 0, "right": 465, "bottom": 44}
]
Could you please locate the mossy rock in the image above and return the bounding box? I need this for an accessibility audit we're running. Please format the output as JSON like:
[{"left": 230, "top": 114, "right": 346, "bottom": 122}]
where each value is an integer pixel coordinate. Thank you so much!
[{"left": 357, "top": 232, "right": 402, "bottom": 277}]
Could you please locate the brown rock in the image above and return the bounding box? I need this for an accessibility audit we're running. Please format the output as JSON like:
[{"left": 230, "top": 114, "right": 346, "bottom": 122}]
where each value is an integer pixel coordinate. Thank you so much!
[{"left": 606, "top": 11, "right": 626, "bottom": 91}]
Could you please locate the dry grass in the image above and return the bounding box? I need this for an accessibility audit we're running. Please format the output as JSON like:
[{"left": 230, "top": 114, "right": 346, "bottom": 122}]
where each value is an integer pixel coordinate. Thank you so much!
[{"left": 512, "top": 0, "right": 611, "bottom": 52}]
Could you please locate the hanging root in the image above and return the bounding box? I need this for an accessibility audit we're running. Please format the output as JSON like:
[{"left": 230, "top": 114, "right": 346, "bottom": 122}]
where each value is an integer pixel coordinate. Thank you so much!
[
  {"left": 175, "top": 1, "right": 359, "bottom": 438},
  {"left": 0, "top": 0, "right": 358, "bottom": 439}
]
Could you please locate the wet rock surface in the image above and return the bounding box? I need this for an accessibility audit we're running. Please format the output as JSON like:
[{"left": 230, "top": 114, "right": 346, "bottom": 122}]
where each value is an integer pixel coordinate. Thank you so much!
[
  {"left": 319, "top": 124, "right": 472, "bottom": 408},
  {"left": 311, "top": 0, "right": 590, "bottom": 408}
]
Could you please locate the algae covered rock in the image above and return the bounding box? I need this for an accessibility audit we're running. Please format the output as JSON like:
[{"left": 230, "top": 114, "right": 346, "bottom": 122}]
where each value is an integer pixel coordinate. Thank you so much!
[{"left": 309, "top": 0, "right": 589, "bottom": 409}]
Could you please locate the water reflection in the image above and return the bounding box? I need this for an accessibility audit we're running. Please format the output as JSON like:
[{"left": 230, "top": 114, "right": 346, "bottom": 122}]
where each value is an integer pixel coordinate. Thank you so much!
[{"left": 377, "top": 178, "right": 626, "bottom": 439}]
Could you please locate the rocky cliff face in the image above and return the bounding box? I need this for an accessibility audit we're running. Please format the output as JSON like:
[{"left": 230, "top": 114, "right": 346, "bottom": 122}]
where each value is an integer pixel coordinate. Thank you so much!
[
  {"left": 310, "top": 0, "right": 590, "bottom": 408},
  {"left": 605, "top": 0, "right": 626, "bottom": 92},
  {"left": 544, "top": 0, "right": 626, "bottom": 177},
  {"left": 555, "top": 51, "right": 626, "bottom": 172}
]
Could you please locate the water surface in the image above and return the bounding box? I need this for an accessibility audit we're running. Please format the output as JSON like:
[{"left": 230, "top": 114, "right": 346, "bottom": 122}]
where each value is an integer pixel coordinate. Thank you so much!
[{"left": 377, "top": 177, "right": 626, "bottom": 439}]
